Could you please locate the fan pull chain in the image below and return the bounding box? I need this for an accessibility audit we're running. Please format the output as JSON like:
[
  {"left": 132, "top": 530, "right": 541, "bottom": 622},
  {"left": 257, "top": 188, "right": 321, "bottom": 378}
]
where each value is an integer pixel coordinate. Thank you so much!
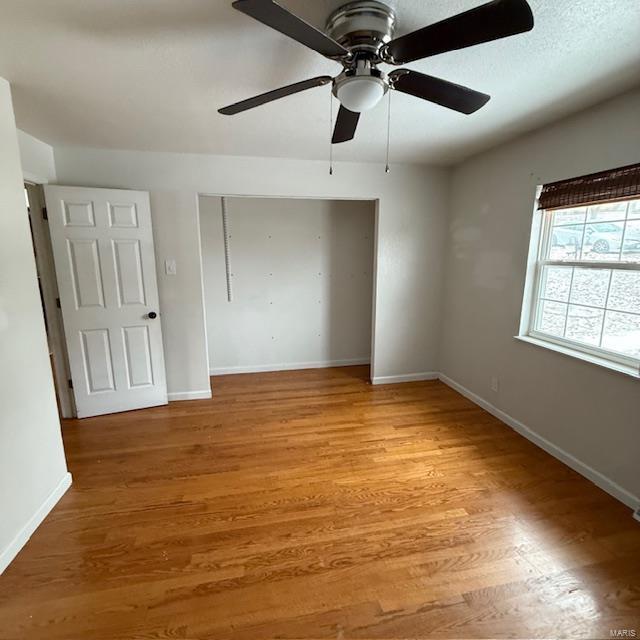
[
  {"left": 385, "top": 89, "right": 392, "bottom": 174},
  {"left": 329, "top": 91, "right": 334, "bottom": 176}
]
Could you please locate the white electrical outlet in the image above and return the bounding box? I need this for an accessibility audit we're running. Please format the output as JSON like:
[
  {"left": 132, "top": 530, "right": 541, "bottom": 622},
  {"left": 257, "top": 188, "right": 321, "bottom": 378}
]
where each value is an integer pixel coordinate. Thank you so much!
[{"left": 490, "top": 376, "right": 499, "bottom": 393}]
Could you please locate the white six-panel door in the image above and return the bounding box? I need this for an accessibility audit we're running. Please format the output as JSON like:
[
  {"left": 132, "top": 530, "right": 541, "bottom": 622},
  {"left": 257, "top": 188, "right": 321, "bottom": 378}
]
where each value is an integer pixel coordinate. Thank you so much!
[{"left": 44, "top": 186, "right": 167, "bottom": 418}]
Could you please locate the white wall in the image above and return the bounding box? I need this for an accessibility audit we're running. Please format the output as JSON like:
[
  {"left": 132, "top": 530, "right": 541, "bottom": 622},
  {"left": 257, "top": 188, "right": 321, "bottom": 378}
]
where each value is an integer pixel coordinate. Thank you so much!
[
  {"left": 0, "top": 78, "right": 70, "bottom": 574},
  {"left": 440, "top": 87, "right": 640, "bottom": 504},
  {"left": 53, "top": 148, "right": 449, "bottom": 393},
  {"left": 200, "top": 196, "right": 375, "bottom": 374},
  {"left": 17, "top": 129, "right": 56, "bottom": 183}
]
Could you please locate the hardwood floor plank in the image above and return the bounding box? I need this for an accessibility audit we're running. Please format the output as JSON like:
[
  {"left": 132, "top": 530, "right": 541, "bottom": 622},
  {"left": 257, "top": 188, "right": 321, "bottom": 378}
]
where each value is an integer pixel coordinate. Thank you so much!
[{"left": 0, "top": 366, "right": 638, "bottom": 639}]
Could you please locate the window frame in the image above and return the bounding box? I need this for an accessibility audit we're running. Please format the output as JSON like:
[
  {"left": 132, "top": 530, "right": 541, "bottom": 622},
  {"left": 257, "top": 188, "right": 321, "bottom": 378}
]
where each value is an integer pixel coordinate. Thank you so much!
[{"left": 521, "top": 197, "right": 640, "bottom": 375}]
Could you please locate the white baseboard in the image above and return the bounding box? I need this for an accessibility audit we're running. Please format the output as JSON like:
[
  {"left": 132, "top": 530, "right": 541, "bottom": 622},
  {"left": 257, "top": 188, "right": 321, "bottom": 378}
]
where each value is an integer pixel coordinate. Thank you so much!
[
  {"left": 167, "top": 389, "right": 212, "bottom": 401},
  {"left": 0, "top": 472, "right": 72, "bottom": 575},
  {"left": 209, "top": 358, "right": 370, "bottom": 376},
  {"left": 438, "top": 373, "right": 640, "bottom": 512},
  {"left": 372, "top": 372, "right": 439, "bottom": 385}
]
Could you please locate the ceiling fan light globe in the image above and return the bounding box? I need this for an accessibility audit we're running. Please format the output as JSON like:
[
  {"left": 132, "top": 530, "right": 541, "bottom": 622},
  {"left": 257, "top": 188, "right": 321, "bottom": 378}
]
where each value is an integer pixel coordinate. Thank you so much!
[{"left": 336, "top": 76, "right": 386, "bottom": 112}]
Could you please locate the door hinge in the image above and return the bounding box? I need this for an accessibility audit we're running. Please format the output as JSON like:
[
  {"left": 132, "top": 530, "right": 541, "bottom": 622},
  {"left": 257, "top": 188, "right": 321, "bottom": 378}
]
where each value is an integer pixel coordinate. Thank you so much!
[
  {"left": 42, "top": 206, "right": 48, "bottom": 220},
  {"left": 68, "top": 379, "right": 73, "bottom": 389},
  {"left": 56, "top": 297, "right": 61, "bottom": 308}
]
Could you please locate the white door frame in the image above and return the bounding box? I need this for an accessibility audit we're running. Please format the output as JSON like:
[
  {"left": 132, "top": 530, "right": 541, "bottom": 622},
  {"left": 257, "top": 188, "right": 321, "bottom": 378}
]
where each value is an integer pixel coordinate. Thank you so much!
[{"left": 25, "top": 182, "right": 76, "bottom": 418}]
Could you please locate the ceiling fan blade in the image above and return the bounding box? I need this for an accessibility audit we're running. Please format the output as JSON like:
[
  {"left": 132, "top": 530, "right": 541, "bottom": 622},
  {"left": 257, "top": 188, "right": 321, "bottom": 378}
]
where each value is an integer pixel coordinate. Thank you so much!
[
  {"left": 219, "top": 76, "right": 332, "bottom": 115},
  {"left": 232, "top": 0, "right": 349, "bottom": 59},
  {"left": 384, "top": 0, "right": 534, "bottom": 64},
  {"left": 390, "top": 70, "right": 490, "bottom": 114},
  {"left": 332, "top": 105, "right": 360, "bottom": 144}
]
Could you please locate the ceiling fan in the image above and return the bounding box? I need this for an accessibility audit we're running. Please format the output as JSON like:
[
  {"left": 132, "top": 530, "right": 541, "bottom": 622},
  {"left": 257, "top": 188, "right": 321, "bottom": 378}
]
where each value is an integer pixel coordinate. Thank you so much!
[{"left": 218, "top": 0, "right": 534, "bottom": 144}]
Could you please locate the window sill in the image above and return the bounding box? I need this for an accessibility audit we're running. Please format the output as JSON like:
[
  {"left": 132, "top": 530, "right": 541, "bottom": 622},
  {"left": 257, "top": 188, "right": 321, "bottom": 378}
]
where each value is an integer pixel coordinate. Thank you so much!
[{"left": 514, "top": 335, "right": 640, "bottom": 379}]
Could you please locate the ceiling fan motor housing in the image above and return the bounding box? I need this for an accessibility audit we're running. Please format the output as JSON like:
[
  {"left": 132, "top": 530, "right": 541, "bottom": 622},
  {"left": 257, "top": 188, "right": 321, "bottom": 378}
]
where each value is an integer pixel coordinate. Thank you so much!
[{"left": 325, "top": 0, "right": 397, "bottom": 60}]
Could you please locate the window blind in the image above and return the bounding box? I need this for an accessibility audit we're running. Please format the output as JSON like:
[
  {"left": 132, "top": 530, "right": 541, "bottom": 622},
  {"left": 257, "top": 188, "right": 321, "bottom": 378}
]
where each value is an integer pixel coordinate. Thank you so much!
[{"left": 538, "top": 163, "right": 640, "bottom": 210}]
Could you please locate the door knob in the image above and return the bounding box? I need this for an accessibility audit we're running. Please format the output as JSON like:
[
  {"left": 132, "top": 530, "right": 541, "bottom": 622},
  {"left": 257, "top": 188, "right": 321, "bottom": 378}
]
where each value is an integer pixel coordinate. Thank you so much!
[{"left": 147, "top": 311, "right": 157, "bottom": 319}]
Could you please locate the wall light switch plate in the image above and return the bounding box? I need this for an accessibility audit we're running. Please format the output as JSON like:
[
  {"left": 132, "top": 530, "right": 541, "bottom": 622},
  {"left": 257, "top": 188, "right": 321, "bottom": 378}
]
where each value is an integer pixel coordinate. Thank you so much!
[
  {"left": 490, "top": 376, "right": 499, "bottom": 393},
  {"left": 165, "top": 259, "right": 177, "bottom": 276}
]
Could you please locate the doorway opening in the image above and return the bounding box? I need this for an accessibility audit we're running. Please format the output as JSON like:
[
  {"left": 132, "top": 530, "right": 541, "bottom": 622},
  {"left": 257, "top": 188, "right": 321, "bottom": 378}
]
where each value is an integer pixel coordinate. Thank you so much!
[{"left": 198, "top": 195, "right": 378, "bottom": 380}]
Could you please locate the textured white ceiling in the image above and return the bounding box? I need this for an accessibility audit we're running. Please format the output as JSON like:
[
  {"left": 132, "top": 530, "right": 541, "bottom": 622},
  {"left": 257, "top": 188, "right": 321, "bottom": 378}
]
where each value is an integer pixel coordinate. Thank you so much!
[{"left": 0, "top": 0, "right": 639, "bottom": 164}]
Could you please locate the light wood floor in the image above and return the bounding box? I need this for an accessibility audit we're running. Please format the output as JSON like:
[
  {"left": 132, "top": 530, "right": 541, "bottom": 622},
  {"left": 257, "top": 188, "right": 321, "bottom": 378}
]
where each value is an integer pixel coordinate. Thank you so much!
[{"left": 1, "top": 366, "right": 638, "bottom": 639}]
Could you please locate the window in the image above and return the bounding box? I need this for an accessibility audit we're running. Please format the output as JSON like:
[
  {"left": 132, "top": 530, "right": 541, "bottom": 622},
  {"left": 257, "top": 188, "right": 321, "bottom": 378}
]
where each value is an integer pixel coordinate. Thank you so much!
[{"left": 522, "top": 164, "right": 640, "bottom": 376}]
